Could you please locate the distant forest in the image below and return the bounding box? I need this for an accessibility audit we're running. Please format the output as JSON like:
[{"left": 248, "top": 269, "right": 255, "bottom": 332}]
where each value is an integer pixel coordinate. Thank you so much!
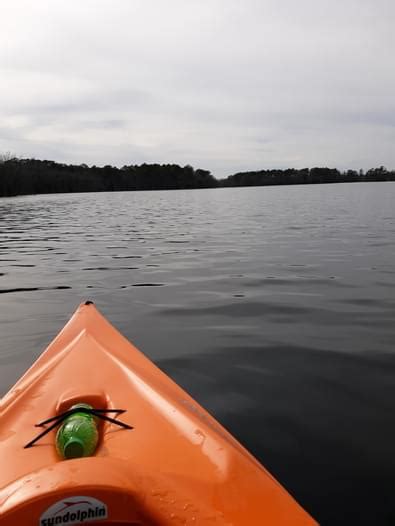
[{"left": 0, "top": 155, "right": 394, "bottom": 197}]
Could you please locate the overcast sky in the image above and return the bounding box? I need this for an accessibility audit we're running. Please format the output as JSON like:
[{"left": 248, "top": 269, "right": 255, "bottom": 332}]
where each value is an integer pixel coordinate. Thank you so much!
[{"left": 1, "top": 0, "right": 394, "bottom": 176}]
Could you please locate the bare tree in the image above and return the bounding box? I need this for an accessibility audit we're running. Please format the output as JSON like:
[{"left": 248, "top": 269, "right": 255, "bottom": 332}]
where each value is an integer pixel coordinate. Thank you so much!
[{"left": 0, "top": 151, "right": 17, "bottom": 163}]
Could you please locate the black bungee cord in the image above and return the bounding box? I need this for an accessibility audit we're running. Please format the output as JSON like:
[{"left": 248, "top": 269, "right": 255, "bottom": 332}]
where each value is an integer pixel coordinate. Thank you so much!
[{"left": 24, "top": 407, "right": 133, "bottom": 449}]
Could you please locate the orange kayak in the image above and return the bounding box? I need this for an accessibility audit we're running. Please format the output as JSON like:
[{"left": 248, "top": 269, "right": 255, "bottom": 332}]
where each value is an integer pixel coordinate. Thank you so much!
[{"left": 0, "top": 302, "right": 317, "bottom": 525}]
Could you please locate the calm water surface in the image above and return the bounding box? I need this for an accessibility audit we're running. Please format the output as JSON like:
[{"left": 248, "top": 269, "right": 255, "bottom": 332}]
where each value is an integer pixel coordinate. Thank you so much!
[{"left": 1, "top": 183, "right": 395, "bottom": 524}]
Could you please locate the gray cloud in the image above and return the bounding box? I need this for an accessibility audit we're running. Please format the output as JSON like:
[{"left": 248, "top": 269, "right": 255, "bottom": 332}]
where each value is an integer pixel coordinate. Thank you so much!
[{"left": 1, "top": 0, "right": 394, "bottom": 176}]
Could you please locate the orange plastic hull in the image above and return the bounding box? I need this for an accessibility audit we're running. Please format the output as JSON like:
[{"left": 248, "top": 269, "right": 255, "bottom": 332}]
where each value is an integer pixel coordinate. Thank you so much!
[{"left": 0, "top": 302, "right": 317, "bottom": 525}]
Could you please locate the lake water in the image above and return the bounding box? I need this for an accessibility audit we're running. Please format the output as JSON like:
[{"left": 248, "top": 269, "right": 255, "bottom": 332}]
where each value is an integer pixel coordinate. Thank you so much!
[{"left": 1, "top": 183, "right": 395, "bottom": 524}]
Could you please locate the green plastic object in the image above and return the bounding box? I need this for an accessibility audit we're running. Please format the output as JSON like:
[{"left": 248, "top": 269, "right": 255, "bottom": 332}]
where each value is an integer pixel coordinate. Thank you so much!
[{"left": 56, "top": 403, "right": 99, "bottom": 459}]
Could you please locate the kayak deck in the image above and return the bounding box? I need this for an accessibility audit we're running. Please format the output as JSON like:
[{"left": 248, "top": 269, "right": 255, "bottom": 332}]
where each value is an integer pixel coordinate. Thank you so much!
[{"left": 0, "top": 302, "right": 317, "bottom": 525}]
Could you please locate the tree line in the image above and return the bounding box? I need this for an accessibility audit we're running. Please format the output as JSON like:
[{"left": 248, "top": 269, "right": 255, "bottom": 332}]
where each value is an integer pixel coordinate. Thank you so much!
[
  {"left": 0, "top": 156, "right": 394, "bottom": 197},
  {"left": 0, "top": 158, "right": 216, "bottom": 197},
  {"left": 222, "top": 166, "right": 395, "bottom": 187}
]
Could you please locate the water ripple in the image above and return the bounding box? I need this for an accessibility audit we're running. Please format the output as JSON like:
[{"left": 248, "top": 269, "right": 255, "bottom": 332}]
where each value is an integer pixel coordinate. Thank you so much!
[{"left": 0, "top": 286, "right": 72, "bottom": 295}]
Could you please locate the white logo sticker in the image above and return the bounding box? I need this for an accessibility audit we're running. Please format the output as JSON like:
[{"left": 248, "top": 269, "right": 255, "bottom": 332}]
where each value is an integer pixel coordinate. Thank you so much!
[{"left": 40, "top": 496, "right": 108, "bottom": 525}]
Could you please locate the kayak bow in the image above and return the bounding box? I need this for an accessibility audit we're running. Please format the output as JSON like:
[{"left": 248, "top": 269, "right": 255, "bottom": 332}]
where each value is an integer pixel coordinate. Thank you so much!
[{"left": 0, "top": 302, "right": 317, "bottom": 525}]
